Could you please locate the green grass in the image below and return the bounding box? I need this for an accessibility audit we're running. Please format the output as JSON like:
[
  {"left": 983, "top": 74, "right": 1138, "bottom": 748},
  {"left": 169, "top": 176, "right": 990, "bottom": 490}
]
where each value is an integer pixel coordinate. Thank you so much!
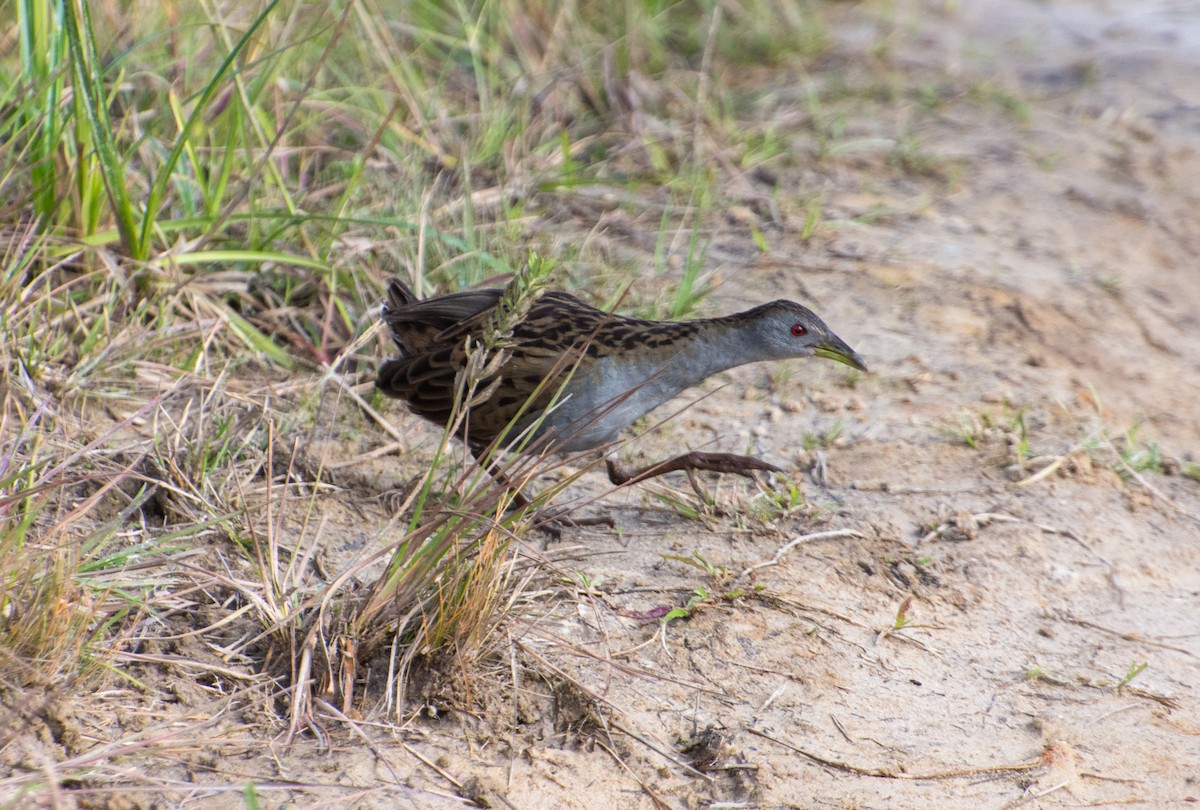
[
  {"left": 942, "top": 406, "right": 1036, "bottom": 466},
  {"left": 803, "top": 417, "right": 844, "bottom": 450},
  {"left": 1114, "top": 425, "right": 1165, "bottom": 477},
  {"left": 749, "top": 481, "right": 807, "bottom": 522}
]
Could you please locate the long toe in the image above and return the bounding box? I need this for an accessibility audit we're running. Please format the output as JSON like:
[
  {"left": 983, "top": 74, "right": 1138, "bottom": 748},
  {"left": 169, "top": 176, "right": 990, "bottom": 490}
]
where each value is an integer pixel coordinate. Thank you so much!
[
  {"left": 680, "top": 451, "right": 783, "bottom": 478},
  {"left": 607, "top": 451, "right": 782, "bottom": 487},
  {"left": 533, "top": 508, "right": 616, "bottom": 539}
]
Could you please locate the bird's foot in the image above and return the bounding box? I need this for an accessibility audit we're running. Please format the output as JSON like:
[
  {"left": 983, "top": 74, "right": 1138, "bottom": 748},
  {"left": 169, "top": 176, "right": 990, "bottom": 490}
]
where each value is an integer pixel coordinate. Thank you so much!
[
  {"left": 607, "top": 452, "right": 782, "bottom": 488},
  {"left": 531, "top": 509, "right": 616, "bottom": 541}
]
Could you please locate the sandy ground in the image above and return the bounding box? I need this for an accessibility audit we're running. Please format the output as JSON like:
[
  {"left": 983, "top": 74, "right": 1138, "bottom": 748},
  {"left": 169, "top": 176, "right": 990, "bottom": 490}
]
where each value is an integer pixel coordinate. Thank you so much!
[
  {"left": 10, "top": 0, "right": 1200, "bottom": 807},
  {"left": 413, "top": 2, "right": 1200, "bottom": 806}
]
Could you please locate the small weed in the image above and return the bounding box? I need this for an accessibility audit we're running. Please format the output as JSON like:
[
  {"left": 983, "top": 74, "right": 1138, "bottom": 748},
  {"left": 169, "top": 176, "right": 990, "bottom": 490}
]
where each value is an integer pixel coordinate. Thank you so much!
[
  {"left": 663, "top": 587, "right": 710, "bottom": 623},
  {"left": 651, "top": 490, "right": 707, "bottom": 520},
  {"left": 1114, "top": 425, "right": 1165, "bottom": 478},
  {"left": 969, "top": 81, "right": 1031, "bottom": 123},
  {"left": 943, "top": 412, "right": 991, "bottom": 449},
  {"left": 805, "top": 88, "right": 850, "bottom": 161},
  {"left": 800, "top": 196, "right": 823, "bottom": 241},
  {"left": 569, "top": 571, "right": 602, "bottom": 595},
  {"left": 662, "top": 551, "right": 728, "bottom": 580},
  {"left": 750, "top": 482, "right": 807, "bottom": 521},
  {"left": 1116, "top": 661, "right": 1148, "bottom": 689},
  {"left": 943, "top": 406, "right": 1037, "bottom": 466},
  {"left": 917, "top": 83, "right": 950, "bottom": 113},
  {"left": 749, "top": 222, "right": 771, "bottom": 253},
  {"left": 651, "top": 167, "right": 718, "bottom": 320},
  {"left": 1129, "top": 442, "right": 1165, "bottom": 474},
  {"left": 739, "top": 125, "right": 786, "bottom": 167},
  {"left": 890, "top": 132, "right": 942, "bottom": 178},
  {"left": 1096, "top": 275, "right": 1123, "bottom": 296},
  {"left": 1008, "top": 408, "right": 1034, "bottom": 461},
  {"left": 1023, "top": 666, "right": 1069, "bottom": 686},
  {"left": 769, "top": 361, "right": 796, "bottom": 389},
  {"left": 803, "top": 418, "right": 844, "bottom": 450}
]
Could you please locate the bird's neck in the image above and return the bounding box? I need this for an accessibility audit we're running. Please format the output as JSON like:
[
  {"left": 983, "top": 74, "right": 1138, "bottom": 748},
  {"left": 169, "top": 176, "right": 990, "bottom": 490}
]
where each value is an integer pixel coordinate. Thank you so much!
[{"left": 634, "top": 313, "right": 765, "bottom": 392}]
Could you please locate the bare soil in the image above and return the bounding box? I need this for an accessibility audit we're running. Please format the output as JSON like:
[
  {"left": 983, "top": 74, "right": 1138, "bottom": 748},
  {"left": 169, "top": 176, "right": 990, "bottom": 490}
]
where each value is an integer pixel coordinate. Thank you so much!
[{"left": 10, "top": 0, "right": 1200, "bottom": 807}]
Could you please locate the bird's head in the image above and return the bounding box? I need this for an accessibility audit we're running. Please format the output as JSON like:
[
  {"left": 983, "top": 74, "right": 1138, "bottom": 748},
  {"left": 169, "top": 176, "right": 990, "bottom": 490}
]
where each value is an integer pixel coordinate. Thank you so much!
[{"left": 744, "top": 300, "right": 867, "bottom": 371}]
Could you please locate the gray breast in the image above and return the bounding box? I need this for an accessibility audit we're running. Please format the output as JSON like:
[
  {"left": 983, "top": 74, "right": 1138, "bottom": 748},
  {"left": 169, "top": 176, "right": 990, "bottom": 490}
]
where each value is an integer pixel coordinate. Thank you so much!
[{"left": 529, "top": 353, "right": 693, "bottom": 453}]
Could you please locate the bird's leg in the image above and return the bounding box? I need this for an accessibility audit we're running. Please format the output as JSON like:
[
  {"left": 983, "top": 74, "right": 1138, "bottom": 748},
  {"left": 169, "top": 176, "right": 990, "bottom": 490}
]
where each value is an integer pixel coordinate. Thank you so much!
[
  {"left": 472, "top": 460, "right": 535, "bottom": 509},
  {"left": 471, "top": 454, "right": 614, "bottom": 533},
  {"left": 606, "top": 452, "right": 782, "bottom": 488}
]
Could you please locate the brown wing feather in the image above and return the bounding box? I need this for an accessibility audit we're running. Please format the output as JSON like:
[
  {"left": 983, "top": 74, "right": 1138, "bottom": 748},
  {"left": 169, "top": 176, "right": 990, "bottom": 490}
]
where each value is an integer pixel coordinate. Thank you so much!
[
  {"left": 386, "top": 279, "right": 418, "bottom": 308},
  {"left": 383, "top": 282, "right": 503, "bottom": 355},
  {"left": 378, "top": 282, "right": 638, "bottom": 449}
]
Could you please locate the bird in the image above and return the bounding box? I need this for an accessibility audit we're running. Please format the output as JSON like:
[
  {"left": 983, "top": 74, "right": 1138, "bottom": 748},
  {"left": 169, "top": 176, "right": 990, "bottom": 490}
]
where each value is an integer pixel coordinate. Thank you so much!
[{"left": 376, "top": 278, "right": 866, "bottom": 490}]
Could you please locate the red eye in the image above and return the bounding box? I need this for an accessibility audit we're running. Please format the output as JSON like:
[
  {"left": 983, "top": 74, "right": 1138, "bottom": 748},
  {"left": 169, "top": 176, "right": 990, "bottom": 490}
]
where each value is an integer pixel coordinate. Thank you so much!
[{"left": 790, "top": 323, "right": 807, "bottom": 337}]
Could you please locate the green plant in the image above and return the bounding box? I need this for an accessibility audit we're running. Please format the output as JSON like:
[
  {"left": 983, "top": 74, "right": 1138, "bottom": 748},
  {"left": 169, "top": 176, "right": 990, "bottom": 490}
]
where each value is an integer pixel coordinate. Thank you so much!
[
  {"left": 662, "top": 550, "right": 728, "bottom": 579},
  {"left": 803, "top": 418, "right": 844, "bottom": 450},
  {"left": 1182, "top": 461, "right": 1200, "bottom": 483},
  {"left": 800, "top": 196, "right": 823, "bottom": 241},
  {"left": 750, "top": 482, "right": 807, "bottom": 522},
  {"left": 663, "top": 586, "right": 710, "bottom": 623},
  {"left": 649, "top": 489, "right": 708, "bottom": 520},
  {"left": 1008, "top": 408, "right": 1034, "bottom": 461},
  {"left": 943, "top": 412, "right": 989, "bottom": 449},
  {"left": 1116, "top": 426, "right": 1165, "bottom": 477},
  {"left": 1116, "top": 661, "right": 1148, "bottom": 689}
]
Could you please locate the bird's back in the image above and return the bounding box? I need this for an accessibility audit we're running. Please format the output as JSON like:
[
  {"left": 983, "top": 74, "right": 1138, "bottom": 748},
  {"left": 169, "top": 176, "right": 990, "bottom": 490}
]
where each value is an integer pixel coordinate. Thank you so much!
[{"left": 377, "top": 280, "right": 627, "bottom": 450}]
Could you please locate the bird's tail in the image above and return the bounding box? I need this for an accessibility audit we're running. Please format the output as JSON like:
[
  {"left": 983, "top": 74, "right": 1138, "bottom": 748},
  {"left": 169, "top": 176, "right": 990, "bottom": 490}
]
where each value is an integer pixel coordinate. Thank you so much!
[{"left": 385, "top": 279, "right": 418, "bottom": 313}]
